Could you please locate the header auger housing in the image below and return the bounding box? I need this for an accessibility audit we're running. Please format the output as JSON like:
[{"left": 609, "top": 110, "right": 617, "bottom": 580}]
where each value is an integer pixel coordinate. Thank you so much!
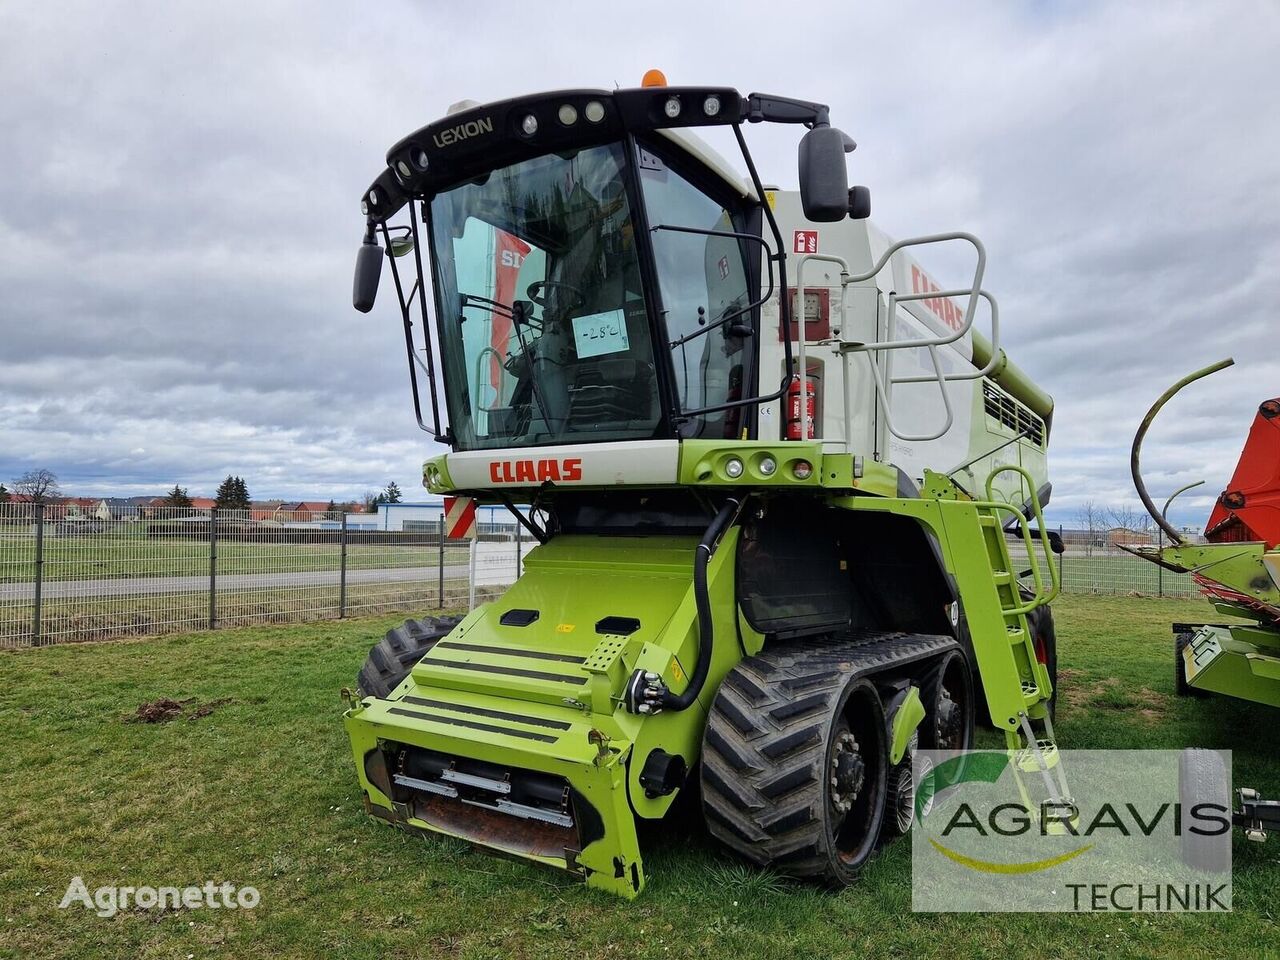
[{"left": 342, "top": 76, "right": 1063, "bottom": 896}]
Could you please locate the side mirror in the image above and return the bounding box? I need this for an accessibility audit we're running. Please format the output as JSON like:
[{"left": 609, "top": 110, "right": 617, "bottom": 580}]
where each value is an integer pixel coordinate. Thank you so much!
[
  {"left": 353, "top": 238, "right": 383, "bottom": 313},
  {"left": 847, "top": 185, "right": 872, "bottom": 220},
  {"left": 798, "top": 126, "right": 854, "bottom": 222}
]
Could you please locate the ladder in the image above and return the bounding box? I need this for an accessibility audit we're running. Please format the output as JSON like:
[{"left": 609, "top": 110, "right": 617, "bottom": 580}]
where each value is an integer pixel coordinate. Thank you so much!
[{"left": 972, "top": 465, "right": 1071, "bottom": 814}]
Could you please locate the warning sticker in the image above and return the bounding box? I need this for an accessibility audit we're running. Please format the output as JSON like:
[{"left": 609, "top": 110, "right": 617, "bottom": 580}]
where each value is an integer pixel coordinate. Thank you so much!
[{"left": 793, "top": 230, "right": 818, "bottom": 254}]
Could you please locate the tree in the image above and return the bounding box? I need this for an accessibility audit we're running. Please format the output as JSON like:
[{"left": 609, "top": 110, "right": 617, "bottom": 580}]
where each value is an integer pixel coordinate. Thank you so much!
[
  {"left": 325, "top": 498, "right": 337, "bottom": 520},
  {"left": 13, "top": 468, "right": 60, "bottom": 504},
  {"left": 362, "top": 489, "right": 382, "bottom": 514},
  {"left": 0, "top": 483, "right": 8, "bottom": 504},
  {"left": 214, "top": 475, "right": 251, "bottom": 512},
  {"left": 1074, "top": 500, "right": 1105, "bottom": 556},
  {"left": 383, "top": 481, "right": 403, "bottom": 504},
  {"left": 163, "top": 484, "right": 192, "bottom": 508},
  {"left": 1106, "top": 504, "right": 1150, "bottom": 535}
]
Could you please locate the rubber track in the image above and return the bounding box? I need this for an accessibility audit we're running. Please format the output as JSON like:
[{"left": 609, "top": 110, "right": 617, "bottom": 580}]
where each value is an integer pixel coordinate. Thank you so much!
[
  {"left": 356, "top": 615, "right": 463, "bottom": 699},
  {"left": 701, "top": 630, "right": 957, "bottom": 880}
]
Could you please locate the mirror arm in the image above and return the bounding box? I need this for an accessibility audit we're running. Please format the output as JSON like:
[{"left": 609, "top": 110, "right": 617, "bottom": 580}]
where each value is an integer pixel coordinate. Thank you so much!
[{"left": 744, "top": 92, "right": 830, "bottom": 128}]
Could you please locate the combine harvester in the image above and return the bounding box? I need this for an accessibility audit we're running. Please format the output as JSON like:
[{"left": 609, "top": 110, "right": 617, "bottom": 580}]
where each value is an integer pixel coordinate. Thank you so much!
[
  {"left": 343, "top": 74, "right": 1064, "bottom": 896},
  {"left": 1127, "top": 360, "right": 1280, "bottom": 842}
]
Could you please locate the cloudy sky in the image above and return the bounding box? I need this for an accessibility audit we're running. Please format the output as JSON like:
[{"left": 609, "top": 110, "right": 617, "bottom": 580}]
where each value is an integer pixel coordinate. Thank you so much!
[{"left": 1, "top": 1, "right": 1277, "bottom": 526}]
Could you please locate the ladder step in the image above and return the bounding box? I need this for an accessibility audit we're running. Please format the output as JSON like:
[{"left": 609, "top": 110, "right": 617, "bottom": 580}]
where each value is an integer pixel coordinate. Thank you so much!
[
  {"left": 979, "top": 515, "right": 1000, "bottom": 528},
  {"left": 991, "top": 571, "right": 1012, "bottom": 585}
]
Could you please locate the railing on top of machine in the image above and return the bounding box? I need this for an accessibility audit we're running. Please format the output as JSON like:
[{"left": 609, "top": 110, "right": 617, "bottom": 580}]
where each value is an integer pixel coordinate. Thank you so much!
[{"left": 792, "top": 232, "right": 1001, "bottom": 444}]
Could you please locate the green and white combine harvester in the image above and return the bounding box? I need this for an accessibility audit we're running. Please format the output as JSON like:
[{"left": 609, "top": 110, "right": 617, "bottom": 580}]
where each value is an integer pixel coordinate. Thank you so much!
[{"left": 343, "top": 76, "right": 1064, "bottom": 897}]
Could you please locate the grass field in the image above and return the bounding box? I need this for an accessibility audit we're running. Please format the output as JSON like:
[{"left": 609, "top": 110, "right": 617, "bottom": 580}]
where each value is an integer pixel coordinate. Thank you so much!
[
  {"left": 1, "top": 594, "right": 1277, "bottom": 959},
  {"left": 0, "top": 534, "right": 476, "bottom": 584}
]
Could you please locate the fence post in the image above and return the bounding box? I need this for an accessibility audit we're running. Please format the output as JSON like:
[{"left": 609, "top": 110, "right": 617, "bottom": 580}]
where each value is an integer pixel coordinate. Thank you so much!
[
  {"left": 31, "top": 503, "right": 44, "bottom": 646},
  {"left": 437, "top": 518, "right": 445, "bottom": 609},
  {"left": 339, "top": 513, "right": 348, "bottom": 618},
  {"left": 1157, "top": 527, "right": 1164, "bottom": 598},
  {"left": 208, "top": 507, "right": 218, "bottom": 630},
  {"left": 468, "top": 536, "right": 477, "bottom": 611}
]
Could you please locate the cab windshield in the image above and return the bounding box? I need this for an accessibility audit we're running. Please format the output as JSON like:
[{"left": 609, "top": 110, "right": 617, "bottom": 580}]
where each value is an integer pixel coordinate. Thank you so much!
[{"left": 429, "top": 143, "right": 661, "bottom": 450}]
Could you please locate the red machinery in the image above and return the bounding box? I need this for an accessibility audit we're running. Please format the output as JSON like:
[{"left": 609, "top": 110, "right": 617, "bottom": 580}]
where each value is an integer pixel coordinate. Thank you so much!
[{"left": 1204, "top": 398, "right": 1280, "bottom": 547}]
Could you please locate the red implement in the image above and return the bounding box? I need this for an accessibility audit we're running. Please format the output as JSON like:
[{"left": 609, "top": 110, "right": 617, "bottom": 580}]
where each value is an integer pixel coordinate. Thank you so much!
[{"left": 1205, "top": 399, "right": 1280, "bottom": 547}]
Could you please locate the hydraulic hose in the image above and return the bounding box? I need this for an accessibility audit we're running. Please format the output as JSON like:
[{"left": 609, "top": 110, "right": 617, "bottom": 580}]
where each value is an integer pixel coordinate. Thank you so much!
[
  {"left": 661, "top": 496, "right": 742, "bottom": 712},
  {"left": 1131, "top": 358, "right": 1233, "bottom": 545}
]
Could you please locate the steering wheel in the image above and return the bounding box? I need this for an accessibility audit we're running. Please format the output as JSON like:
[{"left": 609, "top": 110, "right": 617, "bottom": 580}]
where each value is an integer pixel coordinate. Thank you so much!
[{"left": 527, "top": 280, "right": 586, "bottom": 311}]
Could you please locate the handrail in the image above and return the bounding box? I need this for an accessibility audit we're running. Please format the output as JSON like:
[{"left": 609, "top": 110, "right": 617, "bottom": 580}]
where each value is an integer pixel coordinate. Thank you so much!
[
  {"left": 981, "top": 464, "right": 1061, "bottom": 614},
  {"left": 796, "top": 233, "right": 1000, "bottom": 444}
]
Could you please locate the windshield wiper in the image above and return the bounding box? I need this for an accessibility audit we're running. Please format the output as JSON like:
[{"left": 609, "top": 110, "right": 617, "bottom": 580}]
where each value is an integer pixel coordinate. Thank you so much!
[{"left": 458, "top": 292, "right": 514, "bottom": 322}]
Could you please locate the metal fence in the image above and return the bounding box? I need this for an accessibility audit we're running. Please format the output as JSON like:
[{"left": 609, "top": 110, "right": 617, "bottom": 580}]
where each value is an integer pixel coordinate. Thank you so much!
[
  {"left": 0, "top": 503, "right": 1206, "bottom": 648},
  {"left": 1010, "top": 544, "right": 1200, "bottom": 599},
  {"left": 0, "top": 504, "right": 526, "bottom": 648}
]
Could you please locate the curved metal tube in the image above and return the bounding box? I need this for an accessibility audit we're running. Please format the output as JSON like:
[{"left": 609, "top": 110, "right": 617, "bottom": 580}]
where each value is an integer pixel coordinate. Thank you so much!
[
  {"left": 1161, "top": 480, "right": 1205, "bottom": 528},
  {"left": 1131, "top": 358, "right": 1234, "bottom": 544}
]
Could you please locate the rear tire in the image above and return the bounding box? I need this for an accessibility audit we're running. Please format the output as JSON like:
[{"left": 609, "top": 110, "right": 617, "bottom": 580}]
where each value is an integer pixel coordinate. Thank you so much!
[
  {"left": 700, "top": 648, "right": 889, "bottom": 886},
  {"left": 1175, "top": 630, "right": 1209, "bottom": 698},
  {"left": 1025, "top": 601, "right": 1058, "bottom": 720},
  {"left": 1178, "top": 748, "right": 1232, "bottom": 873},
  {"left": 919, "top": 649, "right": 975, "bottom": 752},
  {"left": 356, "top": 616, "right": 462, "bottom": 699}
]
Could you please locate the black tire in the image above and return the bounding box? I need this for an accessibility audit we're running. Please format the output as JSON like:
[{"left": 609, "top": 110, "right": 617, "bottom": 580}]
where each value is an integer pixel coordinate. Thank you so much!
[
  {"left": 1178, "top": 748, "right": 1232, "bottom": 873},
  {"left": 1175, "top": 630, "right": 1209, "bottom": 698},
  {"left": 919, "top": 649, "right": 976, "bottom": 752},
  {"left": 356, "top": 616, "right": 462, "bottom": 699},
  {"left": 1025, "top": 599, "right": 1058, "bottom": 720},
  {"left": 700, "top": 648, "right": 889, "bottom": 886}
]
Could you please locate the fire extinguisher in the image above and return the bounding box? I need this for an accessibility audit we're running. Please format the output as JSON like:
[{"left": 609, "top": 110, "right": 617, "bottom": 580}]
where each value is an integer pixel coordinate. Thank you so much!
[{"left": 787, "top": 375, "right": 815, "bottom": 440}]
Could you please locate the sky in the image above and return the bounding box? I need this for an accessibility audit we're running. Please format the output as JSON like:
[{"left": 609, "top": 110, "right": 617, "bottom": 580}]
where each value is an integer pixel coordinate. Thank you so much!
[{"left": 1, "top": 1, "right": 1277, "bottom": 527}]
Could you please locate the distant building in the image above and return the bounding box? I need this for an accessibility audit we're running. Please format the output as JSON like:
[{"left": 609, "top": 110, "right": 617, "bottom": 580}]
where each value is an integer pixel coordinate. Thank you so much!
[
  {"left": 93, "top": 498, "right": 142, "bottom": 520},
  {"left": 1106, "top": 527, "right": 1155, "bottom": 548}
]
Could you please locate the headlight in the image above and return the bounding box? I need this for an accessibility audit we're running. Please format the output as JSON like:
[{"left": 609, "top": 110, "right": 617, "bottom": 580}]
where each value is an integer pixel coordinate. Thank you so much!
[{"left": 724, "top": 457, "right": 744, "bottom": 479}]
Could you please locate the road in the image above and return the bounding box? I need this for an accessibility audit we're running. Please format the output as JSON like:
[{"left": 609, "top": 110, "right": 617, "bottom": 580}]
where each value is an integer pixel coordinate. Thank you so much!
[{"left": 0, "top": 559, "right": 519, "bottom": 603}]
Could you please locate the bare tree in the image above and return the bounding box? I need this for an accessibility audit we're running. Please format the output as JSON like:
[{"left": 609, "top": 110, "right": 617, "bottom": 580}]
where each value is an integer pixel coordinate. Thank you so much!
[
  {"left": 1106, "top": 504, "right": 1151, "bottom": 537},
  {"left": 13, "top": 468, "right": 61, "bottom": 504},
  {"left": 1074, "top": 500, "right": 1105, "bottom": 556}
]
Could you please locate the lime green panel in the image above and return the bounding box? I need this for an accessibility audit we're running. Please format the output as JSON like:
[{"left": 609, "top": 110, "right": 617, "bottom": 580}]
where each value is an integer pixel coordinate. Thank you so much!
[
  {"left": 890, "top": 686, "right": 925, "bottom": 765},
  {"left": 1184, "top": 625, "right": 1280, "bottom": 708},
  {"left": 677, "top": 439, "right": 824, "bottom": 487}
]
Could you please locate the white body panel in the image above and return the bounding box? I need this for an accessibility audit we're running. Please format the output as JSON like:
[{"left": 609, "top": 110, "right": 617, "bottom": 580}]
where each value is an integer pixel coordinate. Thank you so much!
[
  {"left": 756, "top": 192, "right": 1045, "bottom": 497},
  {"left": 446, "top": 440, "right": 680, "bottom": 488}
]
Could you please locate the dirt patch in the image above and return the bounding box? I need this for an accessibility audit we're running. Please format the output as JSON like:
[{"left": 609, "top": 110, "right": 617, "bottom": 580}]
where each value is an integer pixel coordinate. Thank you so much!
[
  {"left": 1055, "top": 674, "right": 1171, "bottom": 724},
  {"left": 128, "top": 697, "right": 231, "bottom": 724},
  {"left": 1058, "top": 671, "right": 1119, "bottom": 710},
  {"left": 192, "top": 697, "right": 232, "bottom": 718}
]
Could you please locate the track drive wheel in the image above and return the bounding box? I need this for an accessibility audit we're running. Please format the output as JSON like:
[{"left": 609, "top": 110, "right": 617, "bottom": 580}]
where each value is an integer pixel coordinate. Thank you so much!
[
  {"left": 356, "top": 615, "right": 462, "bottom": 699},
  {"left": 920, "top": 649, "right": 975, "bottom": 752},
  {"left": 701, "top": 647, "right": 889, "bottom": 886}
]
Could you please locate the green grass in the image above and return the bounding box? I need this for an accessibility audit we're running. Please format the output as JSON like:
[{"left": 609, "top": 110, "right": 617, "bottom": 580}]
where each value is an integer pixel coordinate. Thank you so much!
[
  {"left": 0, "top": 533, "right": 475, "bottom": 584},
  {"left": 1, "top": 595, "right": 1277, "bottom": 959}
]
